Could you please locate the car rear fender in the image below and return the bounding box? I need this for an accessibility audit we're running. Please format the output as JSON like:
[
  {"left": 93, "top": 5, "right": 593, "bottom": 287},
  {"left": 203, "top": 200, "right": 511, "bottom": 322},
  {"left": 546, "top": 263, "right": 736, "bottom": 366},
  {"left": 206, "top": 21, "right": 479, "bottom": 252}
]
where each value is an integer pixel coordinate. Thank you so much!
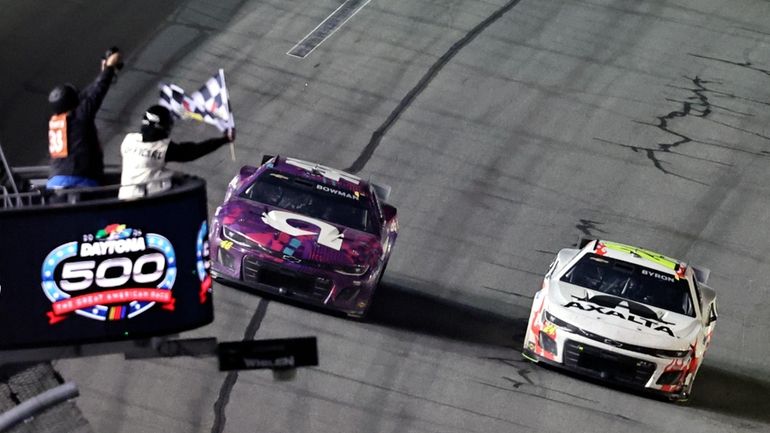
[{"left": 239, "top": 165, "right": 258, "bottom": 179}]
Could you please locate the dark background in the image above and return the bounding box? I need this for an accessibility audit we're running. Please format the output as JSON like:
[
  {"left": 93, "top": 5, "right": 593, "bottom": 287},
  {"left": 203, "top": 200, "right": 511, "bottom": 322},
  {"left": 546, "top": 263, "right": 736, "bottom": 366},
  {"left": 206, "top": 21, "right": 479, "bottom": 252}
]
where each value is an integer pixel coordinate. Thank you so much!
[{"left": 0, "top": 0, "right": 185, "bottom": 166}]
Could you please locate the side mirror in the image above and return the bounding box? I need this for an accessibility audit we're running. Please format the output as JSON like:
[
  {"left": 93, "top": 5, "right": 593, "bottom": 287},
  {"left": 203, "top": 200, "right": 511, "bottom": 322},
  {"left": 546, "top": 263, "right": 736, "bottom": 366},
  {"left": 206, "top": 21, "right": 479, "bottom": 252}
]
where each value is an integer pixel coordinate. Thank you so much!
[
  {"left": 260, "top": 154, "right": 276, "bottom": 165},
  {"left": 239, "top": 165, "right": 258, "bottom": 178}
]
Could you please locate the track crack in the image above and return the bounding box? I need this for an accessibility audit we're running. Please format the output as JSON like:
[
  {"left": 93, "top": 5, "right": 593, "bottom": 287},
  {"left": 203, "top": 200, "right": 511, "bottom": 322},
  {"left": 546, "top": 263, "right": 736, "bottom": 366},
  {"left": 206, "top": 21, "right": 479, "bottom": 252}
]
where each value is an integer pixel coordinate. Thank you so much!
[
  {"left": 593, "top": 75, "right": 762, "bottom": 184},
  {"left": 210, "top": 298, "right": 270, "bottom": 433}
]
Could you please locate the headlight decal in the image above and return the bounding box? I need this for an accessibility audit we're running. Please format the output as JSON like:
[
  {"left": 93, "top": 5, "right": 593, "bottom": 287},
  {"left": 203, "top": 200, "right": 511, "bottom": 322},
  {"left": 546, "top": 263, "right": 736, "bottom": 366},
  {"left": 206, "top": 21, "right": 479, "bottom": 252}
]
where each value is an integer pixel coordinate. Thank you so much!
[
  {"left": 222, "top": 226, "right": 279, "bottom": 256},
  {"left": 222, "top": 226, "right": 255, "bottom": 248},
  {"left": 544, "top": 310, "right": 580, "bottom": 333},
  {"left": 334, "top": 264, "right": 369, "bottom": 276}
]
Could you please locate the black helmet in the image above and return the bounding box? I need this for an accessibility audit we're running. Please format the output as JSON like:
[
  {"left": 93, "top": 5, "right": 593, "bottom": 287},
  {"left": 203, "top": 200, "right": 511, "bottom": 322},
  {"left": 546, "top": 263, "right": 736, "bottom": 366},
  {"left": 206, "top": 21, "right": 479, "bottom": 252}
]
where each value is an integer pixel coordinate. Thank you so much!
[
  {"left": 141, "top": 105, "right": 174, "bottom": 139},
  {"left": 48, "top": 84, "right": 79, "bottom": 114}
]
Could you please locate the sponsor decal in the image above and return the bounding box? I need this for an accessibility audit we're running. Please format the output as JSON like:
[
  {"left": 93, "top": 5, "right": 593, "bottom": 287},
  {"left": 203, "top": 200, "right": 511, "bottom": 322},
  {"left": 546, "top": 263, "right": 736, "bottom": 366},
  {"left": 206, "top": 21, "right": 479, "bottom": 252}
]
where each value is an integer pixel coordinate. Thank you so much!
[
  {"left": 641, "top": 269, "right": 675, "bottom": 282},
  {"left": 280, "top": 237, "right": 302, "bottom": 258},
  {"left": 261, "top": 210, "right": 344, "bottom": 250},
  {"left": 41, "top": 224, "right": 177, "bottom": 324},
  {"left": 282, "top": 255, "right": 302, "bottom": 264},
  {"left": 564, "top": 294, "right": 676, "bottom": 337},
  {"left": 594, "top": 241, "right": 608, "bottom": 256},
  {"left": 315, "top": 184, "right": 359, "bottom": 200},
  {"left": 542, "top": 322, "right": 557, "bottom": 338},
  {"left": 243, "top": 355, "right": 295, "bottom": 369}
]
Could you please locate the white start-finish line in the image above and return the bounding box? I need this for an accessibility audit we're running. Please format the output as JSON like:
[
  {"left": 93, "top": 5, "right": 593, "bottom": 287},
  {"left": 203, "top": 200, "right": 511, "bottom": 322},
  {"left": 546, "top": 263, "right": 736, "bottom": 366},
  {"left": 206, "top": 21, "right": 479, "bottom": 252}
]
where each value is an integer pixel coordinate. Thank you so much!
[{"left": 287, "top": 0, "right": 373, "bottom": 58}]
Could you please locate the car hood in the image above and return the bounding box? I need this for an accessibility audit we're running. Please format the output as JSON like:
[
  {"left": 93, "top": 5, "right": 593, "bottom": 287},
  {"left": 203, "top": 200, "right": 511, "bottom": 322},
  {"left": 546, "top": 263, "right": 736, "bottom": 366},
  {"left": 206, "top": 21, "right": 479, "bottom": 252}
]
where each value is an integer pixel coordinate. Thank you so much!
[
  {"left": 219, "top": 200, "right": 381, "bottom": 267},
  {"left": 546, "top": 280, "right": 699, "bottom": 350}
]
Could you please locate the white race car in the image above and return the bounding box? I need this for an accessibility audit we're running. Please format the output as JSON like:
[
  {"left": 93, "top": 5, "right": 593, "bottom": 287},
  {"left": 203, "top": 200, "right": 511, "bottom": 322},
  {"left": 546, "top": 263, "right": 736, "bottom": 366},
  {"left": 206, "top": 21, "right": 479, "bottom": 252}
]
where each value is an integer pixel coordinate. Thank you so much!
[{"left": 522, "top": 239, "right": 718, "bottom": 401}]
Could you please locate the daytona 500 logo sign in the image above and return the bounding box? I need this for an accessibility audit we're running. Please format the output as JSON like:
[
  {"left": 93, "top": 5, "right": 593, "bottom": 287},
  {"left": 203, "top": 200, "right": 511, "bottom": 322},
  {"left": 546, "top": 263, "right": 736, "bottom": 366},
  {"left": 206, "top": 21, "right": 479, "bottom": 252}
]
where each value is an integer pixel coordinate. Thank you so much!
[{"left": 41, "top": 224, "right": 177, "bottom": 324}]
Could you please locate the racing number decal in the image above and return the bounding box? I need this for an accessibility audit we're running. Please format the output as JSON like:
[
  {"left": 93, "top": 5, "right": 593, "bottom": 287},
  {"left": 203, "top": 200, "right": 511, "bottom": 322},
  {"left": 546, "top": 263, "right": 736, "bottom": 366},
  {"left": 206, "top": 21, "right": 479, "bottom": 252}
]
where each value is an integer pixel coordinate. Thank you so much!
[
  {"left": 261, "top": 210, "right": 344, "bottom": 250},
  {"left": 48, "top": 113, "right": 69, "bottom": 158}
]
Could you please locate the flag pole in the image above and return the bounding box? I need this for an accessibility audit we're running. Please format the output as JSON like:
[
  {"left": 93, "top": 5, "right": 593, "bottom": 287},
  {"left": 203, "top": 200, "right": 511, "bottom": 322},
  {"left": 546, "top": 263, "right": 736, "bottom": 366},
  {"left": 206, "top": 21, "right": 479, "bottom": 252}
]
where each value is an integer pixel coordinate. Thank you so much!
[{"left": 219, "top": 69, "right": 236, "bottom": 162}]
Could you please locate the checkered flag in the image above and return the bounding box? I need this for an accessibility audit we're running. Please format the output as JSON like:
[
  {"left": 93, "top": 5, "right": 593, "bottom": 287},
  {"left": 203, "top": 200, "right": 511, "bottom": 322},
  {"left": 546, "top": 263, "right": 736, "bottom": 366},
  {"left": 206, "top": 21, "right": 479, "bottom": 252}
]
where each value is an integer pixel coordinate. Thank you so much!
[
  {"left": 159, "top": 83, "right": 187, "bottom": 118},
  {"left": 159, "top": 69, "right": 235, "bottom": 132}
]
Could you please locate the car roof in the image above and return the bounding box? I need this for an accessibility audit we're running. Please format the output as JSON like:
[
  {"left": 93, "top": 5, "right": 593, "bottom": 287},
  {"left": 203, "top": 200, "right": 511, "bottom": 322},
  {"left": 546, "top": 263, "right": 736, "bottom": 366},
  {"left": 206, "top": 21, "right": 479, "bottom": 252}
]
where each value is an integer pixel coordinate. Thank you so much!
[
  {"left": 591, "top": 240, "right": 687, "bottom": 277},
  {"left": 268, "top": 156, "right": 369, "bottom": 193}
]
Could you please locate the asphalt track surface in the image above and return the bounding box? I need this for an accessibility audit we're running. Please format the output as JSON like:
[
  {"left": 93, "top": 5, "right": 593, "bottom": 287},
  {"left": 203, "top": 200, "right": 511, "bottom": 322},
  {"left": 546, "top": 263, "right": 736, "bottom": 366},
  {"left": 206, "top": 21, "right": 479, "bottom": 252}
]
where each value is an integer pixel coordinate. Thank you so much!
[{"left": 3, "top": 0, "right": 770, "bottom": 432}]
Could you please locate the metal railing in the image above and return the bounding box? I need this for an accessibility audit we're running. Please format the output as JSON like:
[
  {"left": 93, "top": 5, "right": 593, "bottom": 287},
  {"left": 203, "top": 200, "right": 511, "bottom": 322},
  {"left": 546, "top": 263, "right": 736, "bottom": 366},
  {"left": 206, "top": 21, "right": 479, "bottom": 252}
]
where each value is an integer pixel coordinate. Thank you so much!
[
  {"left": 0, "top": 165, "right": 177, "bottom": 210},
  {"left": 0, "top": 141, "right": 21, "bottom": 208}
]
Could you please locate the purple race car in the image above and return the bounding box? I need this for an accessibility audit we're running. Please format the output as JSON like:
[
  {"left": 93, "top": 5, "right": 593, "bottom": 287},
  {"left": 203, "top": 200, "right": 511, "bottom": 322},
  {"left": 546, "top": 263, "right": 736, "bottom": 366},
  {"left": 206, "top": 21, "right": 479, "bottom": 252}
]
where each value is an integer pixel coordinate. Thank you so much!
[{"left": 209, "top": 156, "right": 398, "bottom": 318}]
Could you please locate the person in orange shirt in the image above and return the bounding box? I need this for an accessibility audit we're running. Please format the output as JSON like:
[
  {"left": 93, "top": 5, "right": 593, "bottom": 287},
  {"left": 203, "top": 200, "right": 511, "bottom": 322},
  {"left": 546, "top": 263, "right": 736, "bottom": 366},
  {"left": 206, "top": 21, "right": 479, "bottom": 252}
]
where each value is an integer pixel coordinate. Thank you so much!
[{"left": 46, "top": 48, "right": 123, "bottom": 190}]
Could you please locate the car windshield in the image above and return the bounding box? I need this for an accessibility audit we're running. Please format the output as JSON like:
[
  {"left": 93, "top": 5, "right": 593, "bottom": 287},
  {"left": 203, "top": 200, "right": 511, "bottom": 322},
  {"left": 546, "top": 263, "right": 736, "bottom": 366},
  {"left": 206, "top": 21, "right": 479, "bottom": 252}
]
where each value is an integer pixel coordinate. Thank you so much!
[
  {"left": 240, "top": 170, "right": 373, "bottom": 233},
  {"left": 560, "top": 253, "right": 694, "bottom": 316}
]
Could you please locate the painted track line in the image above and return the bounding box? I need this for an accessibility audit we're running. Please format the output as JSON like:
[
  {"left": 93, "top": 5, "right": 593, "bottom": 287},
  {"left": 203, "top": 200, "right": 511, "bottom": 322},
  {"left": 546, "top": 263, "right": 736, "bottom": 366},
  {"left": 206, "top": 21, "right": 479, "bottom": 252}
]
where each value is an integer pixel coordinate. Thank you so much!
[{"left": 288, "top": 0, "right": 372, "bottom": 58}]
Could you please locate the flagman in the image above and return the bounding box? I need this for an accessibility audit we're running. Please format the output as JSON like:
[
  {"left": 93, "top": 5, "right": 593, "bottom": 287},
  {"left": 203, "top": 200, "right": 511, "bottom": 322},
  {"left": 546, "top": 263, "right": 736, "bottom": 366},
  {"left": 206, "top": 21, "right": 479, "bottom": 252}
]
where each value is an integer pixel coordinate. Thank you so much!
[{"left": 118, "top": 105, "right": 235, "bottom": 199}]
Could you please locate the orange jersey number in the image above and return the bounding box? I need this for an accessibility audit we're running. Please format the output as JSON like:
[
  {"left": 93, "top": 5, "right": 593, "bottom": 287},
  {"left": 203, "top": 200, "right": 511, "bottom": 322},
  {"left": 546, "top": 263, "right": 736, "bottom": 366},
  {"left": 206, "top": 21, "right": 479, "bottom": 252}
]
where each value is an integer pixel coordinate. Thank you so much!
[{"left": 48, "top": 113, "right": 68, "bottom": 158}]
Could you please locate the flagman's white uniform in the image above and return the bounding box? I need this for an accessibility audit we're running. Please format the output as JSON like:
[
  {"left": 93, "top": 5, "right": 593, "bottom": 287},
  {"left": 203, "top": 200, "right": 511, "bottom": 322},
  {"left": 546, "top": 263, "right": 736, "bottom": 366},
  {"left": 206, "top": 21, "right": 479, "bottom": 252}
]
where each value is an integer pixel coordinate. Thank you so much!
[
  {"left": 119, "top": 133, "right": 173, "bottom": 199},
  {"left": 118, "top": 105, "right": 232, "bottom": 200}
]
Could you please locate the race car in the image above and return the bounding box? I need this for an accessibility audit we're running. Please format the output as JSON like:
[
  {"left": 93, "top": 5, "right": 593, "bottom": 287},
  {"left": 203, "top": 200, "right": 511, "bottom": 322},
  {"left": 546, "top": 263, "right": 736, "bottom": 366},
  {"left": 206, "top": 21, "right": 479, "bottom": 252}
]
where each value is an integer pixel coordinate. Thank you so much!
[
  {"left": 522, "top": 239, "right": 718, "bottom": 401},
  {"left": 209, "top": 155, "right": 398, "bottom": 318}
]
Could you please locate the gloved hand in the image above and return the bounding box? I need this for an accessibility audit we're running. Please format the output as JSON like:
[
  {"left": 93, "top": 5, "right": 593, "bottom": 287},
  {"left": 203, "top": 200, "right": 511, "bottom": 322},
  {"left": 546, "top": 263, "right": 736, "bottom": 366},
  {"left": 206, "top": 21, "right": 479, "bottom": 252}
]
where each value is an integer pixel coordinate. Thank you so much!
[{"left": 102, "top": 47, "right": 123, "bottom": 71}]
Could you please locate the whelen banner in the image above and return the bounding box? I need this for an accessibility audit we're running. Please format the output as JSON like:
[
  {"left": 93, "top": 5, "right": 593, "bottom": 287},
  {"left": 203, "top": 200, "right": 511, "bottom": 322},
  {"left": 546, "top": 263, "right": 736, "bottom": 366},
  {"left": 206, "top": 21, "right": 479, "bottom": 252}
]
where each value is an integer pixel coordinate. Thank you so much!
[{"left": 0, "top": 179, "right": 214, "bottom": 350}]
